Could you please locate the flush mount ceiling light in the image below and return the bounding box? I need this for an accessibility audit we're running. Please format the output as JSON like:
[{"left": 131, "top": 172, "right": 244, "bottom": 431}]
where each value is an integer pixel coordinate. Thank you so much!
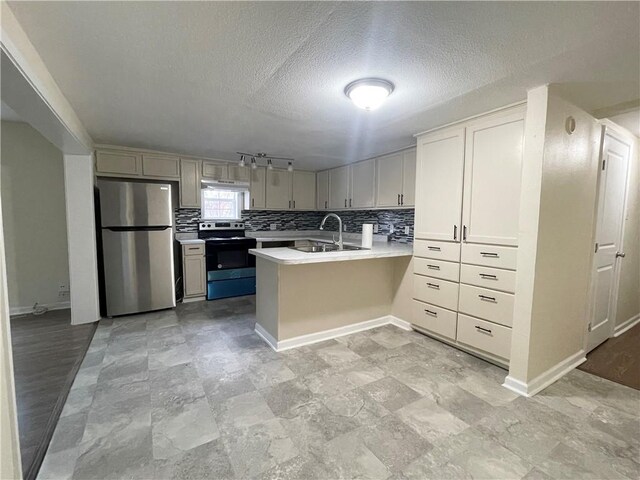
[{"left": 344, "top": 78, "right": 394, "bottom": 111}]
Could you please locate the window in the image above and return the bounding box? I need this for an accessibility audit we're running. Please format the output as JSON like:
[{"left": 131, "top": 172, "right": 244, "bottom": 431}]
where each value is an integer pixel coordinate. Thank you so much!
[{"left": 201, "top": 188, "right": 245, "bottom": 220}]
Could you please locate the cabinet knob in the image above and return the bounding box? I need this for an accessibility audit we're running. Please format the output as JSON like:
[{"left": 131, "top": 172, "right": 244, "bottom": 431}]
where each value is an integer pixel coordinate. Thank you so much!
[{"left": 616, "top": 252, "right": 626, "bottom": 258}]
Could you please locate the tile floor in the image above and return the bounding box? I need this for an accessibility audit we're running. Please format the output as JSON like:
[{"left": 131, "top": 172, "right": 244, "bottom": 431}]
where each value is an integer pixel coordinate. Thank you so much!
[{"left": 38, "top": 297, "right": 639, "bottom": 480}]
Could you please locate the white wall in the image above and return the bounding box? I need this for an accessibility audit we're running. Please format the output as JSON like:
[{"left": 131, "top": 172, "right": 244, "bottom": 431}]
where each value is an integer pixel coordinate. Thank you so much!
[
  {"left": 508, "top": 85, "right": 600, "bottom": 394},
  {"left": 1, "top": 120, "right": 70, "bottom": 313},
  {"left": 64, "top": 154, "right": 100, "bottom": 325}
]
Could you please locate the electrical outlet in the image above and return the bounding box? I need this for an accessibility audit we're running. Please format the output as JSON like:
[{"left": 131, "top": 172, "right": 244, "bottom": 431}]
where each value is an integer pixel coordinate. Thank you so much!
[
  {"left": 270, "top": 224, "right": 277, "bottom": 231},
  {"left": 404, "top": 226, "right": 410, "bottom": 235},
  {"left": 343, "top": 224, "right": 347, "bottom": 231},
  {"left": 389, "top": 225, "right": 395, "bottom": 234},
  {"left": 373, "top": 224, "right": 379, "bottom": 233},
  {"left": 58, "top": 283, "right": 68, "bottom": 292}
]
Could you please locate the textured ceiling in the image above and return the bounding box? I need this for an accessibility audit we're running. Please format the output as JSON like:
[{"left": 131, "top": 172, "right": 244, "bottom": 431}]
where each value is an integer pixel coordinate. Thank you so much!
[{"left": 7, "top": 1, "right": 640, "bottom": 170}]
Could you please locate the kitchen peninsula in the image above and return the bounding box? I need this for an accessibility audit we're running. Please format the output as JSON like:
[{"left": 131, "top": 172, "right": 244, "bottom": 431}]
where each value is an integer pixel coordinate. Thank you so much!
[{"left": 250, "top": 240, "right": 414, "bottom": 351}]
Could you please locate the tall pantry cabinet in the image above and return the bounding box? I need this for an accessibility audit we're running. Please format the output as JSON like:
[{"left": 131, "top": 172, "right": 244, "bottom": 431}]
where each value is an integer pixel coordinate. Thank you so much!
[{"left": 412, "top": 104, "right": 526, "bottom": 366}]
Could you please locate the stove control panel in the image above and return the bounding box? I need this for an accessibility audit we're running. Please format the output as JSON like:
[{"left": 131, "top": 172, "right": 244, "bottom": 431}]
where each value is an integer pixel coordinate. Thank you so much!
[{"left": 199, "top": 222, "right": 245, "bottom": 231}]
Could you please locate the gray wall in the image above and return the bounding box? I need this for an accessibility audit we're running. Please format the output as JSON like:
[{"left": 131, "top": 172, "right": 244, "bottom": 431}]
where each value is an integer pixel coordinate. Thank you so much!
[{"left": 1, "top": 121, "right": 69, "bottom": 313}]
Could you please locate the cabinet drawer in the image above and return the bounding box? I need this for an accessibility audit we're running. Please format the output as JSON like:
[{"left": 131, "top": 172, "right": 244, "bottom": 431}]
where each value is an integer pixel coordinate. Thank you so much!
[
  {"left": 461, "top": 243, "right": 517, "bottom": 270},
  {"left": 414, "top": 258, "right": 459, "bottom": 282},
  {"left": 460, "top": 264, "right": 516, "bottom": 293},
  {"left": 413, "top": 274, "right": 459, "bottom": 311},
  {"left": 457, "top": 314, "right": 511, "bottom": 360},
  {"left": 414, "top": 239, "right": 460, "bottom": 262},
  {"left": 182, "top": 244, "right": 204, "bottom": 256},
  {"left": 458, "top": 284, "right": 514, "bottom": 327},
  {"left": 412, "top": 300, "right": 457, "bottom": 340}
]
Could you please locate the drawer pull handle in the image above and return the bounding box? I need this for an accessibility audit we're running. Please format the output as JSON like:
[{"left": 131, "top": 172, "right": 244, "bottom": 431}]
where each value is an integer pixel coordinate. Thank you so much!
[
  {"left": 475, "top": 326, "right": 493, "bottom": 335},
  {"left": 188, "top": 247, "right": 200, "bottom": 250},
  {"left": 479, "top": 273, "right": 497, "bottom": 279},
  {"left": 424, "top": 309, "right": 438, "bottom": 317},
  {"left": 427, "top": 265, "right": 440, "bottom": 270},
  {"left": 427, "top": 246, "right": 441, "bottom": 251},
  {"left": 480, "top": 252, "right": 499, "bottom": 258},
  {"left": 427, "top": 283, "right": 440, "bottom": 290},
  {"left": 478, "top": 294, "right": 497, "bottom": 302}
]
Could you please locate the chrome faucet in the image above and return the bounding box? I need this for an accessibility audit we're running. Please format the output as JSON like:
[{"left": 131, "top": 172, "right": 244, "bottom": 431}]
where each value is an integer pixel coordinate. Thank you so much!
[{"left": 319, "top": 213, "right": 343, "bottom": 250}]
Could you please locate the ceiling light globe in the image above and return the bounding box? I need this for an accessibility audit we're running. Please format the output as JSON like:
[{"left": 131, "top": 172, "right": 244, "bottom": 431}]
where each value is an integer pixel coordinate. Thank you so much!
[{"left": 345, "top": 78, "right": 394, "bottom": 111}]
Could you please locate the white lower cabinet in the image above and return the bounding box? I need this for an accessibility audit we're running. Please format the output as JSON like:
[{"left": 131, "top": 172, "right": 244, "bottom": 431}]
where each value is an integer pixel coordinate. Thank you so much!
[
  {"left": 413, "top": 300, "right": 457, "bottom": 340},
  {"left": 413, "top": 274, "right": 460, "bottom": 311},
  {"left": 182, "top": 245, "right": 206, "bottom": 299},
  {"left": 460, "top": 264, "right": 516, "bottom": 293},
  {"left": 456, "top": 314, "right": 512, "bottom": 360},
  {"left": 414, "top": 257, "right": 460, "bottom": 282},
  {"left": 458, "top": 284, "right": 515, "bottom": 328}
]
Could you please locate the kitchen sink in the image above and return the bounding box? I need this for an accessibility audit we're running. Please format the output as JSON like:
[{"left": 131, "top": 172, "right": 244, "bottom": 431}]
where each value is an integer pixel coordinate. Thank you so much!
[{"left": 290, "top": 240, "right": 367, "bottom": 253}]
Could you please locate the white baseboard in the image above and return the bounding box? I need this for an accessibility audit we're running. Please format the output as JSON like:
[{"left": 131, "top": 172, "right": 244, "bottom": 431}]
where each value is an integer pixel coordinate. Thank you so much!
[
  {"left": 182, "top": 296, "right": 206, "bottom": 304},
  {"left": 255, "top": 314, "right": 412, "bottom": 352},
  {"left": 10, "top": 301, "right": 70, "bottom": 316},
  {"left": 503, "top": 349, "right": 586, "bottom": 397},
  {"left": 614, "top": 314, "right": 640, "bottom": 337}
]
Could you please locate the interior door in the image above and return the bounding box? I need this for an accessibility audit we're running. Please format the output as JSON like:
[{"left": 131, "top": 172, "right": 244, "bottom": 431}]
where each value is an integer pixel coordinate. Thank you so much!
[
  {"left": 461, "top": 108, "right": 525, "bottom": 246},
  {"left": 414, "top": 127, "right": 465, "bottom": 242},
  {"left": 587, "top": 130, "right": 631, "bottom": 351}
]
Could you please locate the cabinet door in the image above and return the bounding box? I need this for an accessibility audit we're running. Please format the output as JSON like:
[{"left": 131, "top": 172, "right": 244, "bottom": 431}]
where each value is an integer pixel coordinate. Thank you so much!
[
  {"left": 179, "top": 158, "right": 201, "bottom": 208},
  {"left": 228, "top": 165, "right": 250, "bottom": 182},
  {"left": 461, "top": 108, "right": 525, "bottom": 246},
  {"left": 265, "top": 169, "right": 292, "bottom": 209},
  {"left": 292, "top": 171, "right": 316, "bottom": 210},
  {"left": 142, "top": 154, "right": 180, "bottom": 178},
  {"left": 96, "top": 150, "right": 141, "bottom": 176},
  {"left": 316, "top": 170, "right": 329, "bottom": 210},
  {"left": 329, "top": 166, "right": 350, "bottom": 209},
  {"left": 184, "top": 255, "right": 206, "bottom": 297},
  {"left": 350, "top": 159, "right": 376, "bottom": 208},
  {"left": 415, "top": 127, "right": 465, "bottom": 242},
  {"left": 376, "top": 153, "right": 403, "bottom": 207},
  {"left": 250, "top": 167, "right": 266, "bottom": 209},
  {"left": 402, "top": 148, "right": 417, "bottom": 206},
  {"left": 202, "top": 161, "right": 228, "bottom": 180}
]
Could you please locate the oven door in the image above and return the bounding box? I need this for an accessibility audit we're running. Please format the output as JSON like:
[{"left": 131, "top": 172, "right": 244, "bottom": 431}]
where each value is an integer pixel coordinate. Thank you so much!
[{"left": 205, "top": 239, "right": 256, "bottom": 271}]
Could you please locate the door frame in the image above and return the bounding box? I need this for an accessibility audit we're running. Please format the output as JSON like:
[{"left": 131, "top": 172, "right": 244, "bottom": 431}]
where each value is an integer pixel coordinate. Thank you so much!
[{"left": 584, "top": 121, "right": 634, "bottom": 352}]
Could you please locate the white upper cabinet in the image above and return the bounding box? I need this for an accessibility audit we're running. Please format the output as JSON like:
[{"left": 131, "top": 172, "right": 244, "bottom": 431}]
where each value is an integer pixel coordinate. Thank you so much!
[
  {"left": 376, "top": 153, "right": 404, "bottom": 207},
  {"left": 179, "top": 158, "right": 201, "bottom": 208},
  {"left": 202, "top": 161, "right": 228, "bottom": 180},
  {"left": 415, "top": 127, "right": 466, "bottom": 242},
  {"left": 316, "top": 170, "right": 329, "bottom": 210},
  {"left": 292, "top": 171, "right": 316, "bottom": 210},
  {"left": 228, "top": 165, "right": 250, "bottom": 182},
  {"left": 250, "top": 167, "right": 266, "bottom": 209},
  {"left": 374, "top": 148, "right": 416, "bottom": 207},
  {"left": 350, "top": 159, "right": 376, "bottom": 208},
  {"left": 265, "top": 169, "right": 292, "bottom": 209},
  {"left": 461, "top": 108, "right": 525, "bottom": 246},
  {"left": 329, "top": 166, "right": 350, "bottom": 209},
  {"left": 402, "top": 148, "right": 416, "bottom": 206},
  {"left": 142, "top": 154, "right": 180, "bottom": 178},
  {"left": 96, "top": 149, "right": 142, "bottom": 176}
]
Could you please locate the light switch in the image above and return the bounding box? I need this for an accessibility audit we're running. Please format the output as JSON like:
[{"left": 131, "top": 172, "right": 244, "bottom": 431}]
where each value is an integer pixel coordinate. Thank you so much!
[{"left": 404, "top": 226, "right": 410, "bottom": 235}]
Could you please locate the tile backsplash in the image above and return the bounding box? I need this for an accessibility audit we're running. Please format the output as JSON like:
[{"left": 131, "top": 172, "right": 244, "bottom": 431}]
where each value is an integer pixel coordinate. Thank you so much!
[{"left": 174, "top": 208, "right": 415, "bottom": 243}]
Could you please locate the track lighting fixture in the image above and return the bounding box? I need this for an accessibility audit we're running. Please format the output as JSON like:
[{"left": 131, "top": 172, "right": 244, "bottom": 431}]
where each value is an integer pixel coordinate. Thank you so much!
[
  {"left": 238, "top": 155, "right": 245, "bottom": 167},
  {"left": 237, "top": 152, "right": 294, "bottom": 171}
]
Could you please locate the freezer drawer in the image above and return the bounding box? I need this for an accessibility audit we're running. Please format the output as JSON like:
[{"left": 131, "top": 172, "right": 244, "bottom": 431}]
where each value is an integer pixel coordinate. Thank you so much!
[{"left": 102, "top": 228, "right": 175, "bottom": 316}]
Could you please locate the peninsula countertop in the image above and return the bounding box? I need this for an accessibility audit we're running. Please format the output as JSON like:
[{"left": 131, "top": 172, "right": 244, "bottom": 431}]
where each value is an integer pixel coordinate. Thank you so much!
[{"left": 249, "top": 241, "right": 413, "bottom": 265}]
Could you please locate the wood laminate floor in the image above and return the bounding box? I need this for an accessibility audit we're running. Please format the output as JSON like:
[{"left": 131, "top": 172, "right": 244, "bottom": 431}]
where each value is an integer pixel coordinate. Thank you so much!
[
  {"left": 10, "top": 309, "right": 96, "bottom": 480},
  {"left": 579, "top": 322, "right": 640, "bottom": 390}
]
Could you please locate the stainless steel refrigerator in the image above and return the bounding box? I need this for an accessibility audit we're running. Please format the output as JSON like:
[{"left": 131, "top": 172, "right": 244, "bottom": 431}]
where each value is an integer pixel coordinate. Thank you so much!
[{"left": 98, "top": 180, "right": 176, "bottom": 317}]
